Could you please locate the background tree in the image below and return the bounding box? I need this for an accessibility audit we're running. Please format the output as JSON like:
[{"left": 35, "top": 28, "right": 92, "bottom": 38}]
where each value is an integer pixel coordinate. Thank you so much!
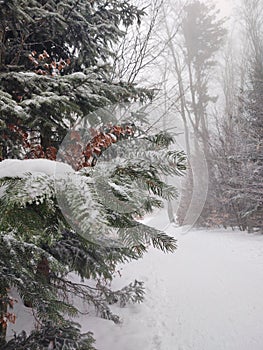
[
  {"left": 181, "top": 0, "right": 226, "bottom": 156},
  {"left": 111, "top": 0, "right": 166, "bottom": 84},
  {"left": 161, "top": 0, "right": 226, "bottom": 226},
  {"left": 179, "top": 1, "right": 226, "bottom": 228},
  {"left": 196, "top": 0, "right": 263, "bottom": 231}
]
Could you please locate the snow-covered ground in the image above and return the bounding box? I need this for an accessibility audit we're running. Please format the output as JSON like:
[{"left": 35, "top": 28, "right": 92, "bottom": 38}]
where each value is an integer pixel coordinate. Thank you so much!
[
  {"left": 7, "top": 209, "right": 263, "bottom": 349},
  {"left": 78, "top": 210, "right": 263, "bottom": 350}
]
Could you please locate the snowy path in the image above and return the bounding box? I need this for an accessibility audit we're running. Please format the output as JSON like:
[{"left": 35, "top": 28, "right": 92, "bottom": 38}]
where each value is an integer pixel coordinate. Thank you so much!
[{"left": 80, "top": 210, "right": 263, "bottom": 350}]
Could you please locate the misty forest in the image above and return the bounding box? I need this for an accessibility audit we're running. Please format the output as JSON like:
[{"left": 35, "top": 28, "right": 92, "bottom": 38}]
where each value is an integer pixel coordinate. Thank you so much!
[{"left": 0, "top": 0, "right": 262, "bottom": 349}]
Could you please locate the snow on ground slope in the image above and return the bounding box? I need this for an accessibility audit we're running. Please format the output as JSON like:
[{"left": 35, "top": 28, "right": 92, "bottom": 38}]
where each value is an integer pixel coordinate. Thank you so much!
[
  {"left": 78, "top": 210, "right": 263, "bottom": 350},
  {"left": 6, "top": 209, "right": 263, "bottom": 349}
]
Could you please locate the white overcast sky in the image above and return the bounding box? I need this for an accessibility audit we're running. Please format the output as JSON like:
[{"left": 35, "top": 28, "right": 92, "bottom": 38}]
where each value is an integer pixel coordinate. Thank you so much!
[{"left": 214, "top": 0, "right": 236, "bottom": 16}]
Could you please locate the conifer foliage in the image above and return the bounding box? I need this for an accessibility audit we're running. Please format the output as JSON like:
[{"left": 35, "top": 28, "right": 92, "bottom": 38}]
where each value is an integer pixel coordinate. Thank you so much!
[{"left": 0, "top": 1, "right": 186, "bottom": 348}]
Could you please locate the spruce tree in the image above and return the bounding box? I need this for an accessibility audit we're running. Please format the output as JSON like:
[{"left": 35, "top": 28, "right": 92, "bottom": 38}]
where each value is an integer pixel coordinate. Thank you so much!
[{"left": 0, "top": 1, "right": 186, "bottom": 348}]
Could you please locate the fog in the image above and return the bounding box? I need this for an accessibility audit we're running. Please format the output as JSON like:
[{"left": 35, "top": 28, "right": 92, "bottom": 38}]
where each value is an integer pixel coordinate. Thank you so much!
[
  {"left": 214, "top": 0, "right": 235, "bottom": 15},
  {"left": 122, "top": 0, "right": 262, "bottom": 230}
]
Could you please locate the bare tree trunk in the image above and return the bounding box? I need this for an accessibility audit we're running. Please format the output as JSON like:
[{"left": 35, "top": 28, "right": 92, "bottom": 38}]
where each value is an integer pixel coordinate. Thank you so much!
[
  {"left": 162, "top": 63, "right": 176, "bottom": 223},
  {"left": 167, "top": 200, "right": 176, "bottom": 223},
  {"left": 163, "top": 9, "right": 191, "bottom": 157}
]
